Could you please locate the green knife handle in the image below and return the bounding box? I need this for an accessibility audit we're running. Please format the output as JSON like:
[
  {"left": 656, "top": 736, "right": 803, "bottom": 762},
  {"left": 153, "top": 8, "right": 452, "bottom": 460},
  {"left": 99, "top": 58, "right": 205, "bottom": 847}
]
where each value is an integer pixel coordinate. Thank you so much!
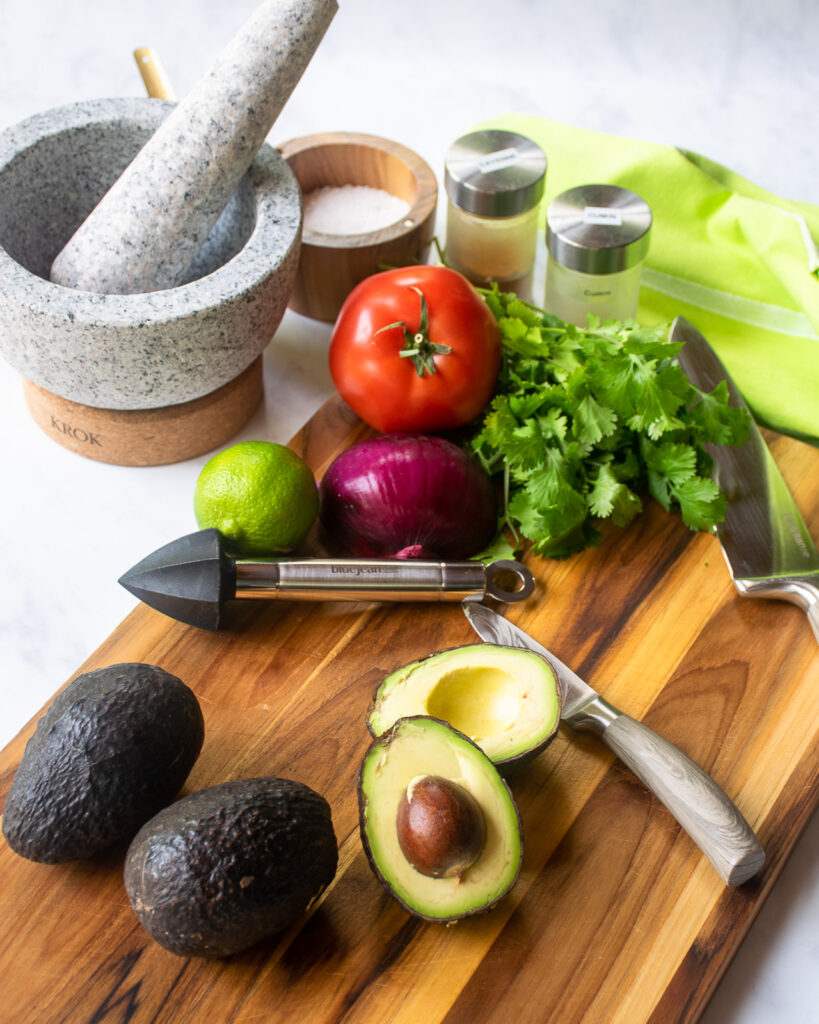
[
  {"left": 567, "top": 696, "right": 766, "bottom": 886},
  {"left": 734, "top": 575, "right": 819, "bottom": 645}
]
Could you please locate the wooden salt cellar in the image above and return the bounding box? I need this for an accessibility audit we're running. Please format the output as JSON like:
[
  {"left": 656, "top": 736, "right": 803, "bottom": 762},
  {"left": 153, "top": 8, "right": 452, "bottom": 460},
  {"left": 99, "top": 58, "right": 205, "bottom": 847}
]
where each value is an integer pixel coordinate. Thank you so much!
[{"left": 280, "top": 132, "right": 438, "bottom": 322}]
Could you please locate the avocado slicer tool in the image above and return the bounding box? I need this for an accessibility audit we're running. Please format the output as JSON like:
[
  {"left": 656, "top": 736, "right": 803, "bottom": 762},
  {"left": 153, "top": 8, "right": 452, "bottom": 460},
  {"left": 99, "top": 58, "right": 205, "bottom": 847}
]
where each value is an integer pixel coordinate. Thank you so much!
[{"left": 118, "top": 528, "right": 535, "bottom": 630}]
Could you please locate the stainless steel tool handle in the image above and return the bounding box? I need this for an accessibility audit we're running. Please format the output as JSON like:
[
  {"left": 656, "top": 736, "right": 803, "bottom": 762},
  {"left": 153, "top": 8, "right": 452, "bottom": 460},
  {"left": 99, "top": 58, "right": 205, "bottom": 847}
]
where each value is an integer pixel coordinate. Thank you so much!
[
  {"left": 234, "top": 558, "right": 534, "bottom": 604},
  {"left": 566, "top": 695, "right": 765, "bottom": 885},
  {"left": 735, "top": 575, "right": 819, "bottom": 645}
]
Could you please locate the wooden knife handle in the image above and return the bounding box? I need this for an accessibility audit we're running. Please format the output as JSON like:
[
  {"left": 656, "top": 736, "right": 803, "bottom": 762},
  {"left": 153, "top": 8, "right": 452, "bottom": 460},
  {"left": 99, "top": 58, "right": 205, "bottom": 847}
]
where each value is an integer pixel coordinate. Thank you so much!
[{"left": 568, "top": 697, "right": 766, "bottom": 886}]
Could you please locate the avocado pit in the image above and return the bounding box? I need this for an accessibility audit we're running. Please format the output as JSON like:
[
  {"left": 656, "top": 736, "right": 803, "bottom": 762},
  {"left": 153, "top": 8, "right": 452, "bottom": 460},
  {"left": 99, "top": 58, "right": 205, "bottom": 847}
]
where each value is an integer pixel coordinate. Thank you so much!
[{"left": 396, "top": 774, "right": 487, "bottom": 878}]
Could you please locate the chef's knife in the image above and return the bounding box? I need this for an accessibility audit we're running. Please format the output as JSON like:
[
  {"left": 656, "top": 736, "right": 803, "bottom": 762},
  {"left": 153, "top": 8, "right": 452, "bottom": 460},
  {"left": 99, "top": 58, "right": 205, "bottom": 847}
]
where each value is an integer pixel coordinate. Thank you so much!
[
  {"left": 672, "top": 316, "right": 819, "bottom": 644},
  {"left": 463, "top": 601, "right": 765, "bottom": 886}
]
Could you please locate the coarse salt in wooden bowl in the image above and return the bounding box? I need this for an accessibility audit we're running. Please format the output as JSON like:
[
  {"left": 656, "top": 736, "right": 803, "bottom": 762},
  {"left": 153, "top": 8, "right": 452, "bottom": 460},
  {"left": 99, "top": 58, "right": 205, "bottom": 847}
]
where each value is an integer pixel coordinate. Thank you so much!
[{"left": 278, "top": 132, "right": 438, "bottom": 322}]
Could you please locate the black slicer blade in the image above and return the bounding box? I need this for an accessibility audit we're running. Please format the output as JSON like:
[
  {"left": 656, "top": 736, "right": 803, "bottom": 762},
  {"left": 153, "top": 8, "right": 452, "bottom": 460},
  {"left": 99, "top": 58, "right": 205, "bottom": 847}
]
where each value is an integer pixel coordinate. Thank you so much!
[{"left": 118, "top": 528, "right": 235, "bottom": 630}]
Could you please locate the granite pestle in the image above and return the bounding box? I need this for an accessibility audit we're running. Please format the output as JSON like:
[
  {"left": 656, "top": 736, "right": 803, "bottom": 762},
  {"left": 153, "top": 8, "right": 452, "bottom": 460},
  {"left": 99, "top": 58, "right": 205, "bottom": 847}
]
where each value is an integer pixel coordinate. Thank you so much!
[{"left": 50, "top": 0, "right": 338, "bottom": 295}]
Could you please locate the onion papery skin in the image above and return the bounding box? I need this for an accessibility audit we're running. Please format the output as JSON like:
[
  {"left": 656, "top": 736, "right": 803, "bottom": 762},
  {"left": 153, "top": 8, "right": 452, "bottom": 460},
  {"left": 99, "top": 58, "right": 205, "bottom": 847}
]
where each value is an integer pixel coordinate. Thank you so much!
[{"left": 318, "top": 434, "right": 497, "bottom": 560}]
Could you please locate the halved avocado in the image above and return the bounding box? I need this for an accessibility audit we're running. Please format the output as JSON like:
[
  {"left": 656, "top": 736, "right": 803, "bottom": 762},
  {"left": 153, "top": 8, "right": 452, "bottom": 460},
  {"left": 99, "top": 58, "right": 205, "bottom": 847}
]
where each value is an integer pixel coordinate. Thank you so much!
[
  {"left": 358, "top": 716, "right": 522, "bottom": 922},
  {"left": 367, "top": 644, "right": 561, "bottom": 766}
]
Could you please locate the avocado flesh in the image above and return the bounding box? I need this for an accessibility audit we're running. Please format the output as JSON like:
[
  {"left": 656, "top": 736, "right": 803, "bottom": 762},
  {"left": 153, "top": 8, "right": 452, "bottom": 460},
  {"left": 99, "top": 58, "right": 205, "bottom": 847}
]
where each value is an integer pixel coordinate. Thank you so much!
[
  {"left": 368, "top": 644, "right": 561, "bottom": 765},
  {"left": 359, "top": 716, "right": 522, "bottom": 922}
]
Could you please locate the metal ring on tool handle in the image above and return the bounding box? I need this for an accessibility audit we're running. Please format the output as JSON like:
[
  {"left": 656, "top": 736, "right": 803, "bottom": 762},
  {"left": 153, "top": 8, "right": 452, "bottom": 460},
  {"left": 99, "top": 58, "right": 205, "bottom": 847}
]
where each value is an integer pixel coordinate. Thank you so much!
[{"left": 484, "top": 560, "right": 535, "bottom": 603}]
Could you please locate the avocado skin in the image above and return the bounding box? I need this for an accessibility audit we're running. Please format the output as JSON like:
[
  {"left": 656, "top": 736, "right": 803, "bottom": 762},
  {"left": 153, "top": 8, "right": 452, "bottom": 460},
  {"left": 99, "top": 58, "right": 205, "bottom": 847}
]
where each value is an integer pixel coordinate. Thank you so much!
[
  {"left": 124, "top": 777, "right": 338, "bottom": 957},
  {"left": 2, "top": 663, "right": 204, "bottom": 863}
]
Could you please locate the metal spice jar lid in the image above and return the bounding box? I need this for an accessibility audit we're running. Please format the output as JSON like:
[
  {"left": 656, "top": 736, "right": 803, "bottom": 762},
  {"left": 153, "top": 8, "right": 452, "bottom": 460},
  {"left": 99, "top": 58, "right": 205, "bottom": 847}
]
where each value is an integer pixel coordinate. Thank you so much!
[
  {"left": 444, "top": 130, "right": 548, "bottom": 218},
  {"left": 546, "top": 184, "right": 652, "bottom": 274}
]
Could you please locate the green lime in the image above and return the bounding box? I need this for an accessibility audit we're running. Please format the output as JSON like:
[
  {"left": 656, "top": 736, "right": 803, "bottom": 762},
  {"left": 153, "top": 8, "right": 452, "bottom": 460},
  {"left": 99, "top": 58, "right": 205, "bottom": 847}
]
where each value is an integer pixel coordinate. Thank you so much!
[{"left": 193, "top": 440, "right": 318, "bottom": 556}]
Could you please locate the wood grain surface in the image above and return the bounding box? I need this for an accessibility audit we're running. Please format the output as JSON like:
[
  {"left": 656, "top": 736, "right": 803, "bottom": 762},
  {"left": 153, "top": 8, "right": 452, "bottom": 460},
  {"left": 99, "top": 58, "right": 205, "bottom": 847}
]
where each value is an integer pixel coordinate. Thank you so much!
[{"left": 1, "top": 394, "right": 817, "bottom": 1024}]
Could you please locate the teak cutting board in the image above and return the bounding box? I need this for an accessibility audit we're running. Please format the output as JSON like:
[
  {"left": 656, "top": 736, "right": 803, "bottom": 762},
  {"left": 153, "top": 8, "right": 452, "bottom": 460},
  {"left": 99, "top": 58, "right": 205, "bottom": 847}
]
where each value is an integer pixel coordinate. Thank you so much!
[{"left": 1, "top": 394, "right": 817, "bottom": 1024}]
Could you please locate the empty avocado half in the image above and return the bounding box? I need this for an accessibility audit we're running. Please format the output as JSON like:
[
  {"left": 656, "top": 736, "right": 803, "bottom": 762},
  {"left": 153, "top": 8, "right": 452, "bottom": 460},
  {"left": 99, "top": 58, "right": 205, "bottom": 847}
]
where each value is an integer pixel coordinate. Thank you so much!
[
  {"left": 367, "top": 644, "right": 561, "bottom": 767},
  {"left": 358, "top": 716, "right": 522, "bottom": 922}
]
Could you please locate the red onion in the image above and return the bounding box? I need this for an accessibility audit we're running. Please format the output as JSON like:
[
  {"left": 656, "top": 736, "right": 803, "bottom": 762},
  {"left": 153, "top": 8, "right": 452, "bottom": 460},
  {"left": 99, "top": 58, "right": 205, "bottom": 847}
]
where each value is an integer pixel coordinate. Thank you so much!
[{"left": 318, "top": 434, "right": 497, "bottom": 559}]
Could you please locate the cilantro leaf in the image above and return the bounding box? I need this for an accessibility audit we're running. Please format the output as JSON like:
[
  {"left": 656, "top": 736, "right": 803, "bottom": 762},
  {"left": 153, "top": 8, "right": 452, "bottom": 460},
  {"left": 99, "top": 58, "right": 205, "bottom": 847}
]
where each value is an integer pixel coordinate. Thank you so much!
[
  {"left": 643, "top": 441, "right": 698, "bottom": 485},
  {"left": 687, "top": 380, "right": 752, "bottom": 446},
  {"left": 538, "top": 407, "right": 569, "bottom": 443},
  {"left": 524, "top": 450, "right": 580, "bottom": 507},
  {"left": 671, "top": 476, "right": 727, "bottom": 530},
  {"left": 627, "top": 373, "right": 686, "bottom": 439},
  {"left": 509, "top": 391, "right": 546, "bottom": 420},
  {"left": 473, "top": 531, "right": 518, "bottom": 565},
  {"left": 623, "top": 325, "right": 683, "bottom": 359},
  {"left": 588, "top": 460, "right": 643, "bottom": 526},
  {"left": 642, "top": 438, "right": 698, "bottom": 511},
  {"left": 510, "top": 483, "right": 595, "bottom": 558},
  {"left": 573, "top": 391, "right": 619, "bottom": 444},
  {"left": 481, "top": 396, "right": 518, "bottom": 451},
  {"left": 505, "top": 419, "right": 551, "bottom": 472},
  {"left": 586, "top": 352, "right": 641, "bottom": 418}
]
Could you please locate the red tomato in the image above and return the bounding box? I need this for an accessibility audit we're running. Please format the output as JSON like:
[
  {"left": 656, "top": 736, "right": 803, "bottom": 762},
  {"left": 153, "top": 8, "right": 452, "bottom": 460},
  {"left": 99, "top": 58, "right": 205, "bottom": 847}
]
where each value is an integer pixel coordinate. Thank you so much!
[{"left": 328, "top": 266, "right": 501, "bottom": 433}]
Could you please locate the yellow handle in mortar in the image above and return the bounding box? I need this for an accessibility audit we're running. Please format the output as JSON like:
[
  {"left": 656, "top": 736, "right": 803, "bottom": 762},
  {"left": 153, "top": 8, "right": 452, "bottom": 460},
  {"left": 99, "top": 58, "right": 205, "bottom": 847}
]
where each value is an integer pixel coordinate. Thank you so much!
[{"left": 133, "top": 46, "right": 176, "bottom": 101}]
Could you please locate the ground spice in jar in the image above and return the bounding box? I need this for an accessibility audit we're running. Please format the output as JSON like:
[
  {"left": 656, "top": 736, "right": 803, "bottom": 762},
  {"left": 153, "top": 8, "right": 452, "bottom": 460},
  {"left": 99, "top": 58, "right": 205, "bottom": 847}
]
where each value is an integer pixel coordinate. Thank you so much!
[
  {"left": 544, "top": 184, "right": 652, "bottom": 324},
  {"left": 444, "top": 130, "right": 547, "bottom": 299},
  {"left": 302, "top": 185, "right": 411, "bottom": 235}
]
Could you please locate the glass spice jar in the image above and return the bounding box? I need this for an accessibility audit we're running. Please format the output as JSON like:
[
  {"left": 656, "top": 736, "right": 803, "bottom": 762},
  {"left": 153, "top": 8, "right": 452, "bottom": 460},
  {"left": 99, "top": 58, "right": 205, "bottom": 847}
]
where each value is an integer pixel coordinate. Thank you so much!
[
  {"left": 544, "top": 184, "right": 652, "bottom": 325},
  {"left": 444, "top": 130, "right": 547, "bottom": 298}
]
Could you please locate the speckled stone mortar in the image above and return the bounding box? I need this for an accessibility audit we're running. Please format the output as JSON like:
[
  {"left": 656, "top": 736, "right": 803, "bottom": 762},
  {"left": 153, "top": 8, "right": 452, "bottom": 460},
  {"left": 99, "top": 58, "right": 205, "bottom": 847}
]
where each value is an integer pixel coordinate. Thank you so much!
[{"left": 0, "top": 98, "right": 301, "bottom": 410}]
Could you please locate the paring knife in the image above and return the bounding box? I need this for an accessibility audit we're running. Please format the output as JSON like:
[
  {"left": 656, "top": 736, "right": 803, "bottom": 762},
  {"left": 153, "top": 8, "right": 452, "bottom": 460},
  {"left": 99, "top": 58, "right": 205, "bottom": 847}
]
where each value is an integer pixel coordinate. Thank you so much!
[
  {"left": 119, "top": 528, "right": 534, "bottom": 630},
  {"left": 462, "top": 601, "right": 766, "bottom": 886},
  {"left": 672, "top": 316, "right": 819, "bottom": 644}
]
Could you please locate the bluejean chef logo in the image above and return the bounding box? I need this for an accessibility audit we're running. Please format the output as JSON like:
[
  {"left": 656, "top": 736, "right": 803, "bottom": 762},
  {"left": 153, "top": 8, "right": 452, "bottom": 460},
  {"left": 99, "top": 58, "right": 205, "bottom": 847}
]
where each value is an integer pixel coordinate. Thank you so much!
[{"left": 330, "top": 565, "right": 398, "bottom": 575}]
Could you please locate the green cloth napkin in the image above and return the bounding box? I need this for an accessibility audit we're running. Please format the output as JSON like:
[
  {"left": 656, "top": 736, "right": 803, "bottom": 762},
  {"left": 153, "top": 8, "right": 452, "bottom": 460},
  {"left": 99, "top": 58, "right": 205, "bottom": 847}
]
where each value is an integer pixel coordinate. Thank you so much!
[{"left": 481, "top": 114, "right": 819, "bottom": 446}]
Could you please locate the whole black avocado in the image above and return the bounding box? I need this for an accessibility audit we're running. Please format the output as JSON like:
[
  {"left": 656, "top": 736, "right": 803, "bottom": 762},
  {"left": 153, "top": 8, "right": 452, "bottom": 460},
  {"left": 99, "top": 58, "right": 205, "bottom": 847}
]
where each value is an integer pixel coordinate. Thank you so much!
[
  {"left": 2, "top": 662, "right": 204, "bottom": 863},
  {"left": 124, "top": 776, "right": 338, "bottom": 957}
]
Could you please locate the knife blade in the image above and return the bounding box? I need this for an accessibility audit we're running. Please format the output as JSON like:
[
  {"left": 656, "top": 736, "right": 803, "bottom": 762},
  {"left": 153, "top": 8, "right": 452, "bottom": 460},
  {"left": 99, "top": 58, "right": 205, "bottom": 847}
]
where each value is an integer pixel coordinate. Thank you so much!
[
  {"left": 672, "top": 316, "right": 819, "bottom": 644},
  {"left": 462, "top": 601, "right": 765, "bottom": 886}
]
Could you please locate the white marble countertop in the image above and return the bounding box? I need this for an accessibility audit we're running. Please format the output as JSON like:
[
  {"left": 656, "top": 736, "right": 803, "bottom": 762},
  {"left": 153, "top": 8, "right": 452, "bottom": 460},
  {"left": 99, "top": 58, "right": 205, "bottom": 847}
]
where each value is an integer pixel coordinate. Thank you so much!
[{"left": 1, "top": 1, "right": 817, "bottom": 1021}]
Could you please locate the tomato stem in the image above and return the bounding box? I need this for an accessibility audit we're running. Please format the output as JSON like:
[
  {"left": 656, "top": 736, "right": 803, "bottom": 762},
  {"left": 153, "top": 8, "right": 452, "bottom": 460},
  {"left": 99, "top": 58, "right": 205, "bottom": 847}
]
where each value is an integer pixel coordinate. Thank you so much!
[{"left": 375, "top": 287, "right": 451, "bottom": 377}]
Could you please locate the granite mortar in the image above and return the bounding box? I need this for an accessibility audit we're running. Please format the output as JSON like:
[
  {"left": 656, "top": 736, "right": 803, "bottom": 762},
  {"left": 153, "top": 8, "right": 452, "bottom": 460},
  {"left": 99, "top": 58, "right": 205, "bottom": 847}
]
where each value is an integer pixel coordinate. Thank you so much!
[{"left": 0, "top": 98, "right": 302, "bottom": 410}]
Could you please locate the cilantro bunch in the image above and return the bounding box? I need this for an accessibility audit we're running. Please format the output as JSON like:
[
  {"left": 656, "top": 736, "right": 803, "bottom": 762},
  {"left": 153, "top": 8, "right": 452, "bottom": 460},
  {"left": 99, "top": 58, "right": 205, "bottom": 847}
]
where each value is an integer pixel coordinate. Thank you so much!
[{"left": 468, "top": 289, "right": 750, "bottom": 559}]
